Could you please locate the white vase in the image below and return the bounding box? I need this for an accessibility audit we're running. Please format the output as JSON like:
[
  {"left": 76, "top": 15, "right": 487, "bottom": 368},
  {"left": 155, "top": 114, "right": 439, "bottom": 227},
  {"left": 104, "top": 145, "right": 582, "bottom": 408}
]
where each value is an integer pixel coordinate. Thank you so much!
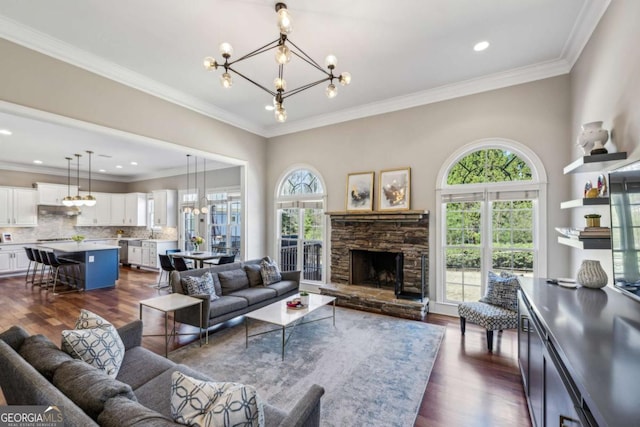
[
  {"left": 577, "top": 121, "right": 609, "bottom": 155},
  {"left": 576, "top": 260, "right": 608, "bottom": 289},
  {"left": 300, "top": 294, "right": 310, "bottom": 306}
]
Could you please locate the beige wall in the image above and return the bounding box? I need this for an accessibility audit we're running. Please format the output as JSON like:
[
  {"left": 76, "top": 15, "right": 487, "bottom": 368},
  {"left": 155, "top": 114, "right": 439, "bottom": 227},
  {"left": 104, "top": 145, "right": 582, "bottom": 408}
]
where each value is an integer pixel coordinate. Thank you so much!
[
  {"left": 0, "top": 39, "right": 266, "bottom": 258},
  {"left": 569, "top": 0, "right": 640, "bottom": 281},
  {"left": 267, "top": 76, "right": 572, "bottom": 310}
]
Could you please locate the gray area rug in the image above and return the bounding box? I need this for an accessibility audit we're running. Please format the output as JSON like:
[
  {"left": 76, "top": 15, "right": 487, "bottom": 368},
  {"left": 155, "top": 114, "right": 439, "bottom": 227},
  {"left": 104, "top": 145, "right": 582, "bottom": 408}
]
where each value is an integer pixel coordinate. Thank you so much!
[{"left": 170, "top": 306, "right": 444, "bottom": 427}]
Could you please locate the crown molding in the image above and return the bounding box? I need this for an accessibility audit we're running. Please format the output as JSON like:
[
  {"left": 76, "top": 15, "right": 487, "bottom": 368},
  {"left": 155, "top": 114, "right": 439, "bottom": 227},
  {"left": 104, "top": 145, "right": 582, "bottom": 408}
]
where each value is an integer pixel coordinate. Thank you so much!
[
  {"left": 0, "top": 16, "right": 267, "bottom": 137},
  {"left": 561, "top": 0, "right": 611, "bottom": 67},
  {"left": 264, "top": 58, "right": 572, "bottom": 137}
]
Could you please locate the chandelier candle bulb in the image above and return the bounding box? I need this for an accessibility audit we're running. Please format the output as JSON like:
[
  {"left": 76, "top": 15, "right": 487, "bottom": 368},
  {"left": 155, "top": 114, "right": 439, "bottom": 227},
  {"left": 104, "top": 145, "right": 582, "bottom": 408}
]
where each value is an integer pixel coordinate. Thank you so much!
[
  {"left": 219, "top": 43, "right": 233, "bottom": 57},
  {"left": 326, "top": 83, "right": 338, "bottom": 99},
  {"left": 203, "top": 57, "right": 218, "bottom": 70}
]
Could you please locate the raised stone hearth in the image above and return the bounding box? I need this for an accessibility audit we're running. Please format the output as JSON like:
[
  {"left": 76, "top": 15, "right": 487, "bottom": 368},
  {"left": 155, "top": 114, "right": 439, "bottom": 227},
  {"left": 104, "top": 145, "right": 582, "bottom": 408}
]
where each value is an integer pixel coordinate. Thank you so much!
[{"left": 320, "top": 284, "right": 428, "bottom": 320}]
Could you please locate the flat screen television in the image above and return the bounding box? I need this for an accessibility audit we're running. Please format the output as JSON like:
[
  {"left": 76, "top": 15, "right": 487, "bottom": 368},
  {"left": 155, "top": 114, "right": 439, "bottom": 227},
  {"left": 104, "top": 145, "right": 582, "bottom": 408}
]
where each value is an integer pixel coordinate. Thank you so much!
[{"left": 610, "top": 164, "right": 640, "bottom": 301}]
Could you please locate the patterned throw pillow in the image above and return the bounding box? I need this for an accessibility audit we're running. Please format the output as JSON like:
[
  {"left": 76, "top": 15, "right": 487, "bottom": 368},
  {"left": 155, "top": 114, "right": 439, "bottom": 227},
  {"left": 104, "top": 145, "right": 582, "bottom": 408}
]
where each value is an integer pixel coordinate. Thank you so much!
[
  {"left": 480, "top": 271, "right": 520, "bottom": 312},
  {"left": 260, "top": 259, "right": 282, "bottom": 285},
  {"left": 182, "top": 272, "right": 219, "bottom": 301},
  {"left": 61, "top": 310, "right": 125, "bottom": 378},
  {"left": 170, "top": 371, "right": 264, "bottom": 427}
]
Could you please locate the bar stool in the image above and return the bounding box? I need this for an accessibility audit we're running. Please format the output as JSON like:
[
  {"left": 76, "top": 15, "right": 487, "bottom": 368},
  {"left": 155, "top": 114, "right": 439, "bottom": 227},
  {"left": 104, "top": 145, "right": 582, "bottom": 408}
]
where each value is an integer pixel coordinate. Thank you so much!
[
  {"left": 46, "top": 251, "right": 81, "bottom": 295},
  {"left": 23, "top": 247, "right": 38, "bottom": 286},
  {"left": 32, "top": 249, "right": 50, "bottom": 288}
]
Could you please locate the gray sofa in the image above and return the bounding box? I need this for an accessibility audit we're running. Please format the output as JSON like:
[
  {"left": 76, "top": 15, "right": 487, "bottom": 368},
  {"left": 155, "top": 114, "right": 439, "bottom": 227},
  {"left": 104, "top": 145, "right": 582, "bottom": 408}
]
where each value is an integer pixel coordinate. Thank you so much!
[
  {"left": 0, "top": 320, "right": 324, "bottom": 427},
  {"left": 169, "top": 258, "right": 300, "bottom": 336}
]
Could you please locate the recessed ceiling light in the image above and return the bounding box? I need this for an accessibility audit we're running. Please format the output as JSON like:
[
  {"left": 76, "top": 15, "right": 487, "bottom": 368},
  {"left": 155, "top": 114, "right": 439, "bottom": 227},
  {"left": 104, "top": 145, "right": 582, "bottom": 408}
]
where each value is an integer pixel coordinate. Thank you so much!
[
  {"left": 33, "top": 160, "right": 43, "bottom": 164},
  {"left": 130, "top": 161, "right": 138, "bottom": 166},
  {"left": 265, "top": 105, "right": 275, "bottom": 111},
  {"left": 474, "top": 41, "right": 490, "bottom": 52},
  {"left": 99, "top": 169, "right": 106, "bottom": 173},
  {"left": 0, "top": 129, "right": 12, "bottom": 136},
  {"left": 116, "top": 165, "right": 123, "bottom": 169}
]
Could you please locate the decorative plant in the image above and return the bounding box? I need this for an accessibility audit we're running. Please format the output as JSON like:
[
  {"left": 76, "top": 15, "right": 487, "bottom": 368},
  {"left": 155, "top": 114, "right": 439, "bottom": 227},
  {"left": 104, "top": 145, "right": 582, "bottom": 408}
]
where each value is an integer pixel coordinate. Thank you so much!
[
  {"left": 71, "top": 235, "right": 85, "bottom": 242},
  {"left": 190, "top": 236, "right": 204, "bottom": 245},
  {"left": 300, "top": 291, "right": 309, "bottom": 296}
]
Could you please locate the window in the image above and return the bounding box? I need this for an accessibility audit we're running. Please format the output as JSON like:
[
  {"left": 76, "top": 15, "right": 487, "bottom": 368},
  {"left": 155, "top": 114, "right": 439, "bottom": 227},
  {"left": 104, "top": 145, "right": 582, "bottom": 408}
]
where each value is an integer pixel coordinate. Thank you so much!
[
  {"left": 208, "top": 190, "right": 241, "bottom": 254},
  {"left": 437, "top": 142, "right": 546, "bottom": 305},
  {"left": 276, "top": 168, "right": 326, "bottom": 283}
]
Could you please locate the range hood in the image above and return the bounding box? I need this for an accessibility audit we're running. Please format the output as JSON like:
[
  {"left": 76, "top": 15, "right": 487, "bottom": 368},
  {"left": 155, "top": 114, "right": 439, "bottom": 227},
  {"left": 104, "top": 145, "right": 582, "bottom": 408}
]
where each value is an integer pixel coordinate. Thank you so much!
[{"left": 37, "top": 205, "right": 82, "bottom": 216}]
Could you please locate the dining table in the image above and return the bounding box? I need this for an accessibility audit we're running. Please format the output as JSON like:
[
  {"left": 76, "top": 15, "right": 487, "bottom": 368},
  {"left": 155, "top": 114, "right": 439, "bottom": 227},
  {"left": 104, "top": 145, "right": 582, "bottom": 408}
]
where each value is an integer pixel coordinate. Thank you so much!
[{"left": 169, "top": 251, "right": 230, "bottom": 269}]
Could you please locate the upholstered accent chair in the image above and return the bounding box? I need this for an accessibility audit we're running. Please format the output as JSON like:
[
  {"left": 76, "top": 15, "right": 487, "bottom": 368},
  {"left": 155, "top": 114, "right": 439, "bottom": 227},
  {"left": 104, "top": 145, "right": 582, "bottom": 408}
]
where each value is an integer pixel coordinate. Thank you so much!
[{"left": 458, "top": 272, "right": 520, "bottom": 352}]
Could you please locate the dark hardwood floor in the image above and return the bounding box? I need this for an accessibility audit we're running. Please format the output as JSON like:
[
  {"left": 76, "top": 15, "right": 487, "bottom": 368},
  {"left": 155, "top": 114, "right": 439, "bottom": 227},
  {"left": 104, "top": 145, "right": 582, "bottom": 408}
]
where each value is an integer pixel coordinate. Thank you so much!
[{"left": 0, "top": 266, "right": 531, "bottom": 426}]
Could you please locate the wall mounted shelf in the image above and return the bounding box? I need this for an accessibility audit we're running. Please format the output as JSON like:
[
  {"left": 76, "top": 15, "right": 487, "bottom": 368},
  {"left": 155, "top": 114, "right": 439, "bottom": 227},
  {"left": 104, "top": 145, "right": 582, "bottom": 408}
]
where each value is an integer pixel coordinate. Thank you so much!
[
  {"left": 558, "top": 236, "right": 611, "bottom": 250},
  {"left": 560, "top": 197, "right": 610, "bottom": 209},
  {"left": 563, "top": 152, "right": 627, "bottom": 174}
]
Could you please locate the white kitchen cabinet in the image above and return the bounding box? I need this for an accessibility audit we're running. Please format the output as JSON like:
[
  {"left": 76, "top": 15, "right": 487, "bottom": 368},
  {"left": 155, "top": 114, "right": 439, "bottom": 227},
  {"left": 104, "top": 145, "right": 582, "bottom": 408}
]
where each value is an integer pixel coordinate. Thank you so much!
[
  {"left": 0, "top": 187, "right": 38, "bottom": 227},
  {"left": 110, "top": 193, "right": 147, "bottom": 226},
  {"left": 152, "top": 190, "right": 177, "bottom": 227},
  {"left": 0, "top": 245, "right": 30, "bottom": 275},
  {"left": 77, "top": 192, "right": 112, "bottom": 226},
  {"left": 128, "top": 246, "right": 142, "bottom": 266},
  {"left": 36, "top": 182, "right": 77, "bottom": 206},
  {"left": 139, "top": 240, "right": 178, "bottom": 269}
]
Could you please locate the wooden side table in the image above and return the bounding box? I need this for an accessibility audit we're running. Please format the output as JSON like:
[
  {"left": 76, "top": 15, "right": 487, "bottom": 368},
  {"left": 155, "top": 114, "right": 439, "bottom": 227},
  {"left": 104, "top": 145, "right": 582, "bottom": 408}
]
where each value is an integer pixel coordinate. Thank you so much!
[{"left": 139, "top": 293, "right": 204, "bottom": 357}]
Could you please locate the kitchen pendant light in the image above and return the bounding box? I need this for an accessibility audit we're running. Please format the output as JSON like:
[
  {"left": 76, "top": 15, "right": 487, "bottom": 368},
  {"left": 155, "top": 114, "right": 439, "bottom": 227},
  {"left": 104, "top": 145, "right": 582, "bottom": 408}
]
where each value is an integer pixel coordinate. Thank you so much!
[
  {"left": 72, "top": 154, "right": 84, "bottom": 206},
  {"left": 200, "top": 158, "right": 209, "bottom": 214},
  {"left": 62, "top": 157, "right": 75, "bottom": 206},
  {"left": 82, "top": 150, "right": 97, "bottom": 206},
  {"left": 184, "top": 154, "right": 192, "bottom": 214},
  {"left": 192, "top": 156, "right": 200, "bottom": 215}
]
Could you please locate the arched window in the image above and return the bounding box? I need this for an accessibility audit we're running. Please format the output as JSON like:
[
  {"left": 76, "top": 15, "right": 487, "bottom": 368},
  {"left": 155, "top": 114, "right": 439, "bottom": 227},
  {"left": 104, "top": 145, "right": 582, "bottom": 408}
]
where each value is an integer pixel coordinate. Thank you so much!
[
  {"left": 275, "top": 167, "right": 326, "bottom": 284},
  {"left": 436, "top": 140, "right": 547, "bottom": 306}
]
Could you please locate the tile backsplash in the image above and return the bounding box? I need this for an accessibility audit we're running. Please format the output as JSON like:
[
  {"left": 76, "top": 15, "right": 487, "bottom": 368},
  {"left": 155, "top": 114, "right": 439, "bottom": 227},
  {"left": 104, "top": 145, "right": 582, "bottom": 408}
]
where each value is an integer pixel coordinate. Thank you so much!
[{"left": 1, "top": 213, "right": 178, "bottom": 243}]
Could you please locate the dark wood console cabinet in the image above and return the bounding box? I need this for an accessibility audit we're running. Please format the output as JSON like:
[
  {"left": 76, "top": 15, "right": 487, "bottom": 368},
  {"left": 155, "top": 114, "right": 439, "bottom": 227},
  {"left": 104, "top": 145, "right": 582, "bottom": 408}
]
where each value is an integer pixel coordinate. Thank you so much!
[{"left": 518, "top": 278, "right": 640, "bottom": 427}]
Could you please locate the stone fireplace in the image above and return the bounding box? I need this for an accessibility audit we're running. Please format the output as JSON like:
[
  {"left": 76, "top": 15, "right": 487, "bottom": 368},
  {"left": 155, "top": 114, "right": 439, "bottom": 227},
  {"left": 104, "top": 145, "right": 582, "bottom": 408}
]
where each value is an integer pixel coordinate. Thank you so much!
[{"left": 328, "top": 211, "right": 429, "bottom": 301}]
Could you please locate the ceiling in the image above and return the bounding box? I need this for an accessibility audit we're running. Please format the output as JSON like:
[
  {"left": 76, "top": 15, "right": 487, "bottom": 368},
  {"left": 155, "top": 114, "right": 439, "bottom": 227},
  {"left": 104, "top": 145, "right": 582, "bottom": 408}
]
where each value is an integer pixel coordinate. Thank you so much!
[{"left": 0, "top": 0, "right": 608, "bottom": 179}]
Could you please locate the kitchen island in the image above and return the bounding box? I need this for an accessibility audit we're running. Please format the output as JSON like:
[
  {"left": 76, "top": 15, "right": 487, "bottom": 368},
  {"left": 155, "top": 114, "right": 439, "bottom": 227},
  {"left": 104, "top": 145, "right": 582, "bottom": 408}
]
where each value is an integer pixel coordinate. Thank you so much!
[{"left": 37, "top": 242, "right": 119, "bottom": 290}]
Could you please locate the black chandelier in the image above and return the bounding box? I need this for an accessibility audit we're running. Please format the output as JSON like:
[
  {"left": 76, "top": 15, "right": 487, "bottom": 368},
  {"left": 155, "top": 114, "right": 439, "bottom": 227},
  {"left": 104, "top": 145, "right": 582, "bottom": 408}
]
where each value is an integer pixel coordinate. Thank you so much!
[{"left": 203, "top": 2, "right": 351, "bottom": 123}]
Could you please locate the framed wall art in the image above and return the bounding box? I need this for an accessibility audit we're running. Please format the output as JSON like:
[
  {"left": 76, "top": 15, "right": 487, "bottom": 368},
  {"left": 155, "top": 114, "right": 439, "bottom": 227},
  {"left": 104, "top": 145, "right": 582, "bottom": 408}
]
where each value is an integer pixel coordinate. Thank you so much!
[
  {"left": 346, "top": 171, "right": 374, "bottom": 211},
  {"left": 378, "top": 167, "right": 411, "bottom": 211},
  {"left": 1, "top": 232, "right": 13, "bottom": 243}
]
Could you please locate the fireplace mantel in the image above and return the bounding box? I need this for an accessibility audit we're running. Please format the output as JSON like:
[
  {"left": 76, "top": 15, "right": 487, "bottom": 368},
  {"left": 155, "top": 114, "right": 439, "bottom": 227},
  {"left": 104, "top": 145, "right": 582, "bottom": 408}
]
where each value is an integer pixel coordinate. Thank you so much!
[{"left": 326, "top": 210, "right": 429, "bottom": 223}]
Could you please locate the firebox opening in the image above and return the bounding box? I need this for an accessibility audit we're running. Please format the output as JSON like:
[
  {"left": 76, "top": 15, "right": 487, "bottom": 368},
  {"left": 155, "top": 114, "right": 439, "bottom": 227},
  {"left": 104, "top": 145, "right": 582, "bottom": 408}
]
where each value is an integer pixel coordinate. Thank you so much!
[{"left": 350, "top": 250, "right": 402, "bottom": 290}]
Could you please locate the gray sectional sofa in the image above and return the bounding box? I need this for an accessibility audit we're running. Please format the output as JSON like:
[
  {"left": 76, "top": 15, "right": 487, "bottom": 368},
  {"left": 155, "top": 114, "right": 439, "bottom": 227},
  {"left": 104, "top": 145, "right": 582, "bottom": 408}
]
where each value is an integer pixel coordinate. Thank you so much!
[
  {"left": 169, "top": 258, "right": 301, "bottom": 336},
  {"left": 0, "top": 320, "right": 324, "bottom": 426}
]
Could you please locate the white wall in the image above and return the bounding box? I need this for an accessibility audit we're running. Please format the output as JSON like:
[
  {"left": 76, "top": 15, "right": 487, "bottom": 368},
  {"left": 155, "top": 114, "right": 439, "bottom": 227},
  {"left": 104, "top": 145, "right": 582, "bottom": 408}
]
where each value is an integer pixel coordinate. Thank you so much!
[
  {"left": 0, "top": 39, "right": 267, "bottom": 259},
  {"left": 267, "top": 76, "right": 572, "bottom": 312},
  {"left": 569, "top": 0, "right": 640, "bottom": 282}
]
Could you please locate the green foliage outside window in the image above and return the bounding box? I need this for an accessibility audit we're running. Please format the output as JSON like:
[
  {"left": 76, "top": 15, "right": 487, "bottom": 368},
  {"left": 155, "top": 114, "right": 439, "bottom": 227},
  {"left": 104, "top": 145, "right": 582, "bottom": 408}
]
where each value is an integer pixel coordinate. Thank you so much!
[{"left": 447, "top": 149, "right": 532, "bottom": 185}]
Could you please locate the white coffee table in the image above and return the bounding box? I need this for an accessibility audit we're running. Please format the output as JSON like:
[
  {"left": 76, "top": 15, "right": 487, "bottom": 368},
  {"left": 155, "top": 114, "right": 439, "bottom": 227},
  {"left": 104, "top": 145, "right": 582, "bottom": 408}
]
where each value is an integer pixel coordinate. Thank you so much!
[{"left": 245, "top": 293, "right": 336, "bottom": 360}]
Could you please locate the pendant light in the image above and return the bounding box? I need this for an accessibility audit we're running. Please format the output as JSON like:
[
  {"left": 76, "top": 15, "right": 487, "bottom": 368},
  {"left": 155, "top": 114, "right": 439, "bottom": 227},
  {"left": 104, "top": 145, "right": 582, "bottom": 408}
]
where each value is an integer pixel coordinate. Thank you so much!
[
  {"left": 200, "top": 158, "right": 209, "bottom": 214},
  {"left": 184, "top": 154, "right": 192, "bottom": 213},
  {"left": 82, "top": 150, "right": 97, "bottom": 206},
  {"left": 72, "top": 154, "right": 84, "bottom": 206},
  {"left": 192, "top": 156, "right": 201, "bottom": 215},
  {"left": 62, "top": 157, "right": 75, "bottom": 206}
]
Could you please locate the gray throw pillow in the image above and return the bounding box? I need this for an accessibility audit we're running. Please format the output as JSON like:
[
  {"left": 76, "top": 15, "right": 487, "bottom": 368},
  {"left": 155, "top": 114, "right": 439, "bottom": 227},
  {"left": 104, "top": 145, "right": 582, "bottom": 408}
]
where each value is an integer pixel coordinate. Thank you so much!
[
  {"left": 480, "top": 271, "right": 520, "bottom": 311},
  {"left": 244, "top": 264, "right": 264, "bottom": 287},
  {"left": 260, "top": 259, "right": 282, "bottom": 285},
  {"left": 19, "top": 334, "right": 74, "bottom": 381},
  {"left": 182, "top": 272, "right": 219, "bottom": 300},
  {"left": 53, "top": 359, "right": 137, "bottom": 420},
  {"left": 218, "top": 269, "right": 250, "bottom": 293}
]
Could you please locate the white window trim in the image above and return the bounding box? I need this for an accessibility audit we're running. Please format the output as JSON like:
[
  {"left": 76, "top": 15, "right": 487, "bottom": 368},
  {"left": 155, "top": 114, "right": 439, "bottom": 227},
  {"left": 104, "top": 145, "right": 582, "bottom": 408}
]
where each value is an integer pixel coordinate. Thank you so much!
[
  {"left": 434, "top": 138, "right": 548, "bottom": 316},
  {"left": 274, "top": 164, "right": 328, "bottom": 286}
]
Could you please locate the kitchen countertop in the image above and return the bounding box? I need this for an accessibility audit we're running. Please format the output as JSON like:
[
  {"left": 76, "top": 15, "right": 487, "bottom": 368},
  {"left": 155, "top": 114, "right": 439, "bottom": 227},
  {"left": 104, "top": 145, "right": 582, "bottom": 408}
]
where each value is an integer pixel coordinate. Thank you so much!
[
  {"left": 140, "top": 239, "right": 178, "bottom": 243},
  {"left": 36, "top": 242, "right": 120, "bottom": 252}
]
